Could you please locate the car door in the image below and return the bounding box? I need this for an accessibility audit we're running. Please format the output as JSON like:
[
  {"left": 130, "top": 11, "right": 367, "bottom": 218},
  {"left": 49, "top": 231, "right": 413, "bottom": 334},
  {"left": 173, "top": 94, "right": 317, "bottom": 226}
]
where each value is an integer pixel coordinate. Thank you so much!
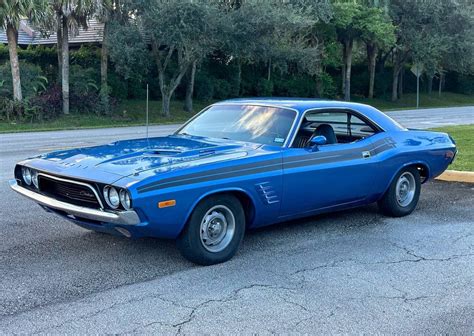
[{"left": 280, "top": 112, "right": 382, "bottom": 218}]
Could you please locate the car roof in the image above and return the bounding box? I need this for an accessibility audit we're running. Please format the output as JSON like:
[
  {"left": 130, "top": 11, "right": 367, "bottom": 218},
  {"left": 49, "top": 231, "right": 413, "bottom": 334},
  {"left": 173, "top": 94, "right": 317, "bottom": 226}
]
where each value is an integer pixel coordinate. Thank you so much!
[{"left": 217, "top": 98, "right": 404, "bottom": 131}]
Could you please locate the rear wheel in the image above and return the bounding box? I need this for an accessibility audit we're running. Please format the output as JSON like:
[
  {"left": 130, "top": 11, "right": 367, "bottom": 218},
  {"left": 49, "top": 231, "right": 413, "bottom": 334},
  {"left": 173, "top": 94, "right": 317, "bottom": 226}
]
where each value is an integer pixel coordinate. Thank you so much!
[
  {"left": 177, "top": 194, "right": 245, "bottom": 265},
  {"left": 378, "top": 166, "right": 421, "bottom": 217}
]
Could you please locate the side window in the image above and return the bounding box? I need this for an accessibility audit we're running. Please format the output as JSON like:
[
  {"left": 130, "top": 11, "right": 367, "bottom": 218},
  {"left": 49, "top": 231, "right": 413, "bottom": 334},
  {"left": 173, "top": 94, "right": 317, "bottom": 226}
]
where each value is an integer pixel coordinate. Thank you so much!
[
  {"left": 307, "top": 112, "right": 349, "bottom": 135},
  {"left": 292, "top": 110, "right": 379, "bottom": 147}
]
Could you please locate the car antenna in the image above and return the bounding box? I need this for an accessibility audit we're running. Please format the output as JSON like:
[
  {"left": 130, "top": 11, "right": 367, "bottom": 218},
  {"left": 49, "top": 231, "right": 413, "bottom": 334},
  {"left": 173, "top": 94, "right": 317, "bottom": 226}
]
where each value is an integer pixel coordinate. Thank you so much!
[{"left": 146, "top": 83, "right": 149, "bottom": 147}]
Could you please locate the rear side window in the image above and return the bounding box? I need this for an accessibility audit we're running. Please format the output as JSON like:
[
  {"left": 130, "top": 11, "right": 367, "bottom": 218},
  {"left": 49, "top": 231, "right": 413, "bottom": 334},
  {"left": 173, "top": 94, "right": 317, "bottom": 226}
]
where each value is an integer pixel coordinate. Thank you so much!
[{"left": 301, "top": 110, "right": 379, "bottom": 144}]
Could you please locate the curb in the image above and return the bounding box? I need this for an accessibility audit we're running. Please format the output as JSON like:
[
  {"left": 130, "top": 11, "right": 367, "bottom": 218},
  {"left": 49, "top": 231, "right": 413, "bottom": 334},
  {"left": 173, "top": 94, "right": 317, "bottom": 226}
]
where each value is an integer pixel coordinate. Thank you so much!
[{"left": 436, "top": 170, "right": 474, "bottom": 183}]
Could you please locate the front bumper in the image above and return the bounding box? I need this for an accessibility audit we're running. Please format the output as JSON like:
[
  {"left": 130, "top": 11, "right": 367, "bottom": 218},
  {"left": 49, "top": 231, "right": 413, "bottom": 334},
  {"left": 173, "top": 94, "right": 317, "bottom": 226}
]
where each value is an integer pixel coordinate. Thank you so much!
[{"left": 9, "top": 179, "right": 140, "bottom": 225}]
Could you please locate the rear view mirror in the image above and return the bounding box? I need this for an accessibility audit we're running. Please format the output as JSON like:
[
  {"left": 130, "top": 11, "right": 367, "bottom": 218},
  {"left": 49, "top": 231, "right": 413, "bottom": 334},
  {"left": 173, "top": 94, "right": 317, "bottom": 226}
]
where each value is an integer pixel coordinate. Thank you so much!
[{"left": 310, "top": 135, "right": 326, "bottom": 151}]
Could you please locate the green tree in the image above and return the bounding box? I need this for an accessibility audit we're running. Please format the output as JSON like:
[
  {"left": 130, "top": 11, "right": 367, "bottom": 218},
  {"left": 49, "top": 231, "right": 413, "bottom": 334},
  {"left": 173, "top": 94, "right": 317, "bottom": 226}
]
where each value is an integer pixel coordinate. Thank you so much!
[
  {"left": 46, "top": 0, "right": 102, "bottom": 114},
  {"left": 142, "top": 0, "right": 222, "bottom": 117},
  {"left": 357, "top": 6, "right": 395, "bottom": 98},
  {"left": 331, "top": 1, "right": 363, "bottom": 101},
  {"left": 0, "top": 0, "right": 47, "bottom": 101},
  {"left": 387, "top": 0, "right": 471, "bottom": 101},
  {"left": 425, "top": 0, "right": 474, "bottom": 95},
  {"left": 222, "top": 0, "right": 325, "bottom": 96}
]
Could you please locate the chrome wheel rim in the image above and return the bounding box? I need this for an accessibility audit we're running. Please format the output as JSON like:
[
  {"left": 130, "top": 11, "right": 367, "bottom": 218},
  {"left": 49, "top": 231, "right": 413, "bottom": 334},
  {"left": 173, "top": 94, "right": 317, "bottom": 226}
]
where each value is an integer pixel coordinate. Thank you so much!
[
  {"left": 200, "top": 205, "right": 235, "bottom": 253},
  {"left": 396, "top": 172, "right": 416, "bottom": 207}
]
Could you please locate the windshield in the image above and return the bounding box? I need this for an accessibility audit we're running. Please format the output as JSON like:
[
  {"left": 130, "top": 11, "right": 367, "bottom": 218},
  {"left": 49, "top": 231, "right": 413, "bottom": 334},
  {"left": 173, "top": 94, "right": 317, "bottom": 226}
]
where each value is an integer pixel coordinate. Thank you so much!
[{"left": 177, "top": 104, "right": 296, "bottom": 146}]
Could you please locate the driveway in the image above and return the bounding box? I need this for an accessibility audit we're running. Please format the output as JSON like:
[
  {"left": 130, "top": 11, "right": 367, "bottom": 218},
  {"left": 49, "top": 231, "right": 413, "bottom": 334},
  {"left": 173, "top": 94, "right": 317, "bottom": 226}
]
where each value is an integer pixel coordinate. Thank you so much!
[{"left": 0, "top": 106, "right": 473, "bottom": 334}]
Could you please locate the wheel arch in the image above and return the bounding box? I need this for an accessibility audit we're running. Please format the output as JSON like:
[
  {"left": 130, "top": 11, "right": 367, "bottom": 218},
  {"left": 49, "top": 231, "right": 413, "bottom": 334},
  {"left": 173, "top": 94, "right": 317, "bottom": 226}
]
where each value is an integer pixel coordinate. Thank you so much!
[
  {"left": 181, "top": 188, "right": 257, "bottom": 234},
  {"left": 384, "top": 161, "right": 430, "bottom": 195}
]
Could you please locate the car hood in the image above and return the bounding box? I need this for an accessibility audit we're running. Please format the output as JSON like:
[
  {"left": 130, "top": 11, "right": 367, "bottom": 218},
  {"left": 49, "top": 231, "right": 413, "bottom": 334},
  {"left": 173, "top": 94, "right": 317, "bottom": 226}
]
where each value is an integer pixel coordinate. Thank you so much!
[{"left": 24, "top": 135, "right": 259, "bottom": 183}]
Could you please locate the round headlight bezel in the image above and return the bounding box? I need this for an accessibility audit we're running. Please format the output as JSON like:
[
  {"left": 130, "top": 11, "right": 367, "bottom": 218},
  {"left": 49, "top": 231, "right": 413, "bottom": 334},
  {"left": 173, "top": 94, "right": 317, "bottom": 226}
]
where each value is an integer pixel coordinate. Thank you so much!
[
  {"left": 22, "top": 167, "right": 32, "bottom": 186},
  {"left": 119, "top": 189, "right": 132, "bottom": 210},
  {"left": 31, "top": 170, "right": 39, "bottom": 188},
  {"left": 103, "top": 185, "right": 120, "bottom": 209}
]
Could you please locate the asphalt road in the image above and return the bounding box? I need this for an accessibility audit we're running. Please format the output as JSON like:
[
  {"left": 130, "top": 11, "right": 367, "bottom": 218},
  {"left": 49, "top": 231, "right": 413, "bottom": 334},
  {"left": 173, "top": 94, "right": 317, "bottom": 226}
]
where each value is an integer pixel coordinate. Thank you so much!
[
  {"left": 388, "top": 106, "right": 474, "bottom": 129},
  {"left": 0, "top": 107, "right": 473, "bottom": 334}
]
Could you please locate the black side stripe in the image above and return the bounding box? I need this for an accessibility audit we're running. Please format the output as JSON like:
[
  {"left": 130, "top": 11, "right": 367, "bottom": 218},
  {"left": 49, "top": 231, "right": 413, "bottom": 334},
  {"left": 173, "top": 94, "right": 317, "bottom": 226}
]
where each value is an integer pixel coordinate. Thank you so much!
[
  {"left": 137, "top": 138, "right": 396, "bottom": 193},
  {"left": 137, "top": 158, "right": 282, "bottom": 193},
  {"left": 139, "top": 165, "right": 282, "bottom": 193}
]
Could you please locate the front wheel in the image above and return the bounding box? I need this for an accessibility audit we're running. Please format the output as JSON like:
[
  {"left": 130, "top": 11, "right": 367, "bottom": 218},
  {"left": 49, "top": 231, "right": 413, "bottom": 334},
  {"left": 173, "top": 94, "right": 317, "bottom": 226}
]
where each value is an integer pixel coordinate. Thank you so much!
[
  {"left": 378, "top": 166, "right": 421, "bottom": 217},
  {"left": 177, "top": 194, "right": 245, "bottom": 265}
]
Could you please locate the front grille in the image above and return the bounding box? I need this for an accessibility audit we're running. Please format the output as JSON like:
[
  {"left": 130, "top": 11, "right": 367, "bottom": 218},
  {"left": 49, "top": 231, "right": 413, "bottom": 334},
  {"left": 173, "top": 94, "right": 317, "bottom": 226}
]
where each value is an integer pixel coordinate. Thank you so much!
[{"left": 39, "top": 175, "right": 101, "bottom": 209}]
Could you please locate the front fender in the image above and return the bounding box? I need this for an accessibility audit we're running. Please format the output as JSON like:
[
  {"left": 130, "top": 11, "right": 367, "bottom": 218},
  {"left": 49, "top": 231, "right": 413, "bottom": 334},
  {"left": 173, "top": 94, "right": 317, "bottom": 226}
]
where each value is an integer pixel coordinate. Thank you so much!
[{"left": 183, "top": 187, "right": 258, "bottom": 232}]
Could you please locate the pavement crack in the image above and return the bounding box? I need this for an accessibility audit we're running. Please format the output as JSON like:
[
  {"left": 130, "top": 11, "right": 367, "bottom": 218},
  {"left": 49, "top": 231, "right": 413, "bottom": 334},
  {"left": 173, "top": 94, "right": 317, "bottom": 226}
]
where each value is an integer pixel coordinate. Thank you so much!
[
  {"left": 172, "top": 283, "right": 285, "bottom": 335},
  {"left": 30, "top": 292, "right": 192, "bottom": 334}
]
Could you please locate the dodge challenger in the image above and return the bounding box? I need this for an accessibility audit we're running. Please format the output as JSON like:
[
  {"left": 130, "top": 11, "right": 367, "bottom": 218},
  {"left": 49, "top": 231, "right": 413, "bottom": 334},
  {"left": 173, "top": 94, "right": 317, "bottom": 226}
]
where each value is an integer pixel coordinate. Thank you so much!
[{"left": 10, "top": 99, "right": 457, "bottom": 265}]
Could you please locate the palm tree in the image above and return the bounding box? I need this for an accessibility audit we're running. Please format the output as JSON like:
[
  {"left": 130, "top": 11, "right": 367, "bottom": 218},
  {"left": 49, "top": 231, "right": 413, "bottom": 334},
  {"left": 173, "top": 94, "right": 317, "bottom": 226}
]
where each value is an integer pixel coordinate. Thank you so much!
[
  {"left": 48, "top": 0, "right": 101, "bottom": 114},
  {"left": 0, "top": 0, "right": 47, "bottom": 101}
]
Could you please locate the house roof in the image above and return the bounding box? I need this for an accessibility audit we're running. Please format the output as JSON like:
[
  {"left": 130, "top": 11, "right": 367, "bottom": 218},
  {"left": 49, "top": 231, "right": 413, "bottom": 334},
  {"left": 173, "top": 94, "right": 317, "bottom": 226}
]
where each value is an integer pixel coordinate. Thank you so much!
[{"left": 0, "top": 19, "right": 104, "bottom": 45}]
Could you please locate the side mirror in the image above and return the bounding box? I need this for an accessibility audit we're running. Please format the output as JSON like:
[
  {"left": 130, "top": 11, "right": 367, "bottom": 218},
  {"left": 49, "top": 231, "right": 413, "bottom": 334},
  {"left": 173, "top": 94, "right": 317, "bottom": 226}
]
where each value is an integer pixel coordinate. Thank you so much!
[{"left": 309, "top": 135, "right": 326, "bottom": 151}]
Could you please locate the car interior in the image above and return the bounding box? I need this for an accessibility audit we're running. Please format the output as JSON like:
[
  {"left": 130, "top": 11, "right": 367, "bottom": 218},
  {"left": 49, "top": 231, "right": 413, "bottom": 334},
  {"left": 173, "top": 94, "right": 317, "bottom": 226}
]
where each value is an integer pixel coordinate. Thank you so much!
[{"left": 292, "top": 110, "right": 380, "bottom": 148}]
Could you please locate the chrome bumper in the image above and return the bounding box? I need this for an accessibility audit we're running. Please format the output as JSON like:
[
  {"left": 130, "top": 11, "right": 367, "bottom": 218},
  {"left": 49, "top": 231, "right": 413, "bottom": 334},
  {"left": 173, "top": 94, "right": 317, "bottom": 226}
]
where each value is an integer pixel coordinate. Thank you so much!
[{"left": 9, "top": 180, "right": 140, "bottom": 225}]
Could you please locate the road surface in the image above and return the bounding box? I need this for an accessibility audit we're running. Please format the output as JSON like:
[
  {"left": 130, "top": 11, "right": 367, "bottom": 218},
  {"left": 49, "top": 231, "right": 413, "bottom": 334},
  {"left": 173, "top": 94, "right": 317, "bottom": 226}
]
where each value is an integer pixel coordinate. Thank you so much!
[{"left": 0, "top": 106, "right": 473, "bottom": 334}]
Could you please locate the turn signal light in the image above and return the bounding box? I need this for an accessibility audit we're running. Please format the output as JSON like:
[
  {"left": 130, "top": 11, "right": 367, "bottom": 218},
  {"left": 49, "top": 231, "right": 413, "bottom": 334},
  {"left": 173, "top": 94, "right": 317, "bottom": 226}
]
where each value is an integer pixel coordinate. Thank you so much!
[{"left": 158, "top": 200, "right": 176, "bottom": 208}]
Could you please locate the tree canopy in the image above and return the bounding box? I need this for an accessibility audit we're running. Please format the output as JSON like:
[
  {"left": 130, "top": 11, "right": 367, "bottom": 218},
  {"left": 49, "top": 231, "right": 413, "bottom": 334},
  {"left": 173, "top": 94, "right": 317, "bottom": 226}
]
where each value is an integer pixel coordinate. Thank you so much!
[{"left": 1, "top": 0, "right": 473, "bottom": 119}]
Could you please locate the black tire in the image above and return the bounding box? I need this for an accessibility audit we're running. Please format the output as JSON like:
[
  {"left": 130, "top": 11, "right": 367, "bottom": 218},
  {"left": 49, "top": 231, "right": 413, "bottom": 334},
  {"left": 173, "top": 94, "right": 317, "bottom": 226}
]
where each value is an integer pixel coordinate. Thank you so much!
[
  {"left": 378, "top": 166, "right": 421, "bottom": 217},
  {"left": 177, "top": 194, "right": 245, "bottom": 265}
]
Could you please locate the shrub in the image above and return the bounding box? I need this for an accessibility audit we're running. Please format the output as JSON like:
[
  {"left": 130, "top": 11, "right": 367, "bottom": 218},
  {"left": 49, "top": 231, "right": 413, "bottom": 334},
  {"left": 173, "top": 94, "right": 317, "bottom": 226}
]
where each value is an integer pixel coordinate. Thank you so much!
[
  {"left": 455, "top": 74, "right": 474, "bottom": 95},
  {"left": 318, "top": 71, "right": 337, "bottom": 98},
  {"left": 30, "top": 85, "right": 62, "bottom": 120},
  {"left": 273, "top": 75, "right": 314, "bottom": 97},
  {"left": 0, "top": 61, "right": 48, "bottom": 99},
  {"left": 255, "top": 79, "right": 274, "bottom": 96},
  {"left": 213, "top": 79, "right": 233, "bottom": 99},
  {"left": 70, "top": 64, "right": 99, "bottom": 96},
  {"left": 108, "top": 72, "right": 128, "bottom": 99},
  {"left": 71, "top": 45, "right": 100, "bottom": 69},
  {"left": 195, "top": 74, "right": 214, "bottom": 101},
  {"left": 0, "top": 97, "right": 42, "bottom": 122}
]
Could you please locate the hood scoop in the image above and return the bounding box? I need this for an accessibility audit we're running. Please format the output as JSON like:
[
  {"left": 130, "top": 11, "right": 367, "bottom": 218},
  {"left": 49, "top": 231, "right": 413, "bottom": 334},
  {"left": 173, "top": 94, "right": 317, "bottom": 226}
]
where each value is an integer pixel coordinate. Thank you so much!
[{"left": 148, "top": 149, "right": 182, "bottom": 156}]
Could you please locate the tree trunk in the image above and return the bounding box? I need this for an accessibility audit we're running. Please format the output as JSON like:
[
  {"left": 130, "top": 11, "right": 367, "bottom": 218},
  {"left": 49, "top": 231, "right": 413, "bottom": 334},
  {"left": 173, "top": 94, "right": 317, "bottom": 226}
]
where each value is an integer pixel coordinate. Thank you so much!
[
  {"left": 61, "top": 17, "right": 70, "bottom": 114},
  {"left": 56, "top": 13, "right": 63, "bottom": 84},
  {"left": 398, "top": 67, "right": 404, "bottom": 98},
  {"left": 100, "top": 21, "right": 108, "bottom": 91},
  {"left": 367, "top": 43, "right": 377, "bottom": 99},
  {"left": 161, "top": 90, "right": 171, "bottom": 118},
  {"left": 343, "top": 39, "right": 353, "bottom": 101},
  {"left": 184, "top": 60, "right": 196, "bottom": 113},
  {"left": 427, "top": 74, "right": 433, "bottom": 95},
  {"left": 315, "top": 76, "right": 323, "bottom": 98},
  {"left": 267, "top": 58, "right": 271, "bottom": 81},
  {"left": 438, "top": 71, "right": 443, "bottom": 97},
  {"left": 341, "top": 45, "right": 346, "bottom": 96},
  {"left": 234, "top": 60, "right": 242, "bottom": 97},
  {"left": 6, "top": 23, "right": 22, "bottom": 101},
  {"left": 392, "top": 64, "right": 401, "bottom": 102}
]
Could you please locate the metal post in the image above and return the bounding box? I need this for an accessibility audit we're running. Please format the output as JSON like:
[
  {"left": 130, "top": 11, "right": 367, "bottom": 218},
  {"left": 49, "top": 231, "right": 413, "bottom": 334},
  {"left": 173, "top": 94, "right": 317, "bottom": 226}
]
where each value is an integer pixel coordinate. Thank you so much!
[
  {"left": 146, "top": 84, "right": 149, "bottom": 139},
  {"left": 416, "top": 75, "right": 420, "bottom": 109}
]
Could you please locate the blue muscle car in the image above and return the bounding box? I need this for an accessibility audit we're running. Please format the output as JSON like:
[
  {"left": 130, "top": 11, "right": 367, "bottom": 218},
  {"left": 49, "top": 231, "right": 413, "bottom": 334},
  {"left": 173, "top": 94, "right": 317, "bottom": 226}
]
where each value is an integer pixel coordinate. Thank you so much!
[{"left": 10, "top": 99, "right": 457, "bottom": 265}]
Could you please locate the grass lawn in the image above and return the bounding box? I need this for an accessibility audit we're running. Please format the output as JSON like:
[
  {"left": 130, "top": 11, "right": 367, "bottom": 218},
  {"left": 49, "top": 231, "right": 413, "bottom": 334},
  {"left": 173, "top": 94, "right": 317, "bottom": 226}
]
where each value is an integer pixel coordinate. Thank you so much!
[
  {"left": 1, "top": 92, "right": 473, "bottom": 133},
  {"left": 0, "top": 100, "right": 209, "bottom": 133},
  {"left": 431, "top": 124, "right": 473, "bottom": 172}
]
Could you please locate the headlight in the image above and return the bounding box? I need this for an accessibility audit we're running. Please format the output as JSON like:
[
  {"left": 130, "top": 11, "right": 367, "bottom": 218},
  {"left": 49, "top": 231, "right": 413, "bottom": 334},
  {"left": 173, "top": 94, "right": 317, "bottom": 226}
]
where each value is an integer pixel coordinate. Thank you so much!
[
  {"left": 31, "top": 170, "right": 39, "bottom": 188},
  {"left": 22, "top": 167, "right": 32, "bottom": 185},
  {"left": 119, "top": 189, "right": 132, "bottom": 210},
  {"left": 103, "top": 186, "right": 120, "bottom": 209}
]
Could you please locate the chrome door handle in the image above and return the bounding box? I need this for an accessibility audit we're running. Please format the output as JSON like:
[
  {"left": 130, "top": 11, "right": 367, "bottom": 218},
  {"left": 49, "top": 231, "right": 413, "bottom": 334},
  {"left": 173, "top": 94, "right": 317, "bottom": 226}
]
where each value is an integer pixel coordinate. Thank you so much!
[{"left": 362, "top": 151, "right": 371, "bottom": 158}]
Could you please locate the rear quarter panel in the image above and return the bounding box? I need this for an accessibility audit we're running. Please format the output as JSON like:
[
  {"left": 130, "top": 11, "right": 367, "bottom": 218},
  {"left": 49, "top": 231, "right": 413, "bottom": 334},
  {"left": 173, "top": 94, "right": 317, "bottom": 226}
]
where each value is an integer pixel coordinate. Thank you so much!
[{"left": 368, "top": 130, "right": 456, "bottom": 199}]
